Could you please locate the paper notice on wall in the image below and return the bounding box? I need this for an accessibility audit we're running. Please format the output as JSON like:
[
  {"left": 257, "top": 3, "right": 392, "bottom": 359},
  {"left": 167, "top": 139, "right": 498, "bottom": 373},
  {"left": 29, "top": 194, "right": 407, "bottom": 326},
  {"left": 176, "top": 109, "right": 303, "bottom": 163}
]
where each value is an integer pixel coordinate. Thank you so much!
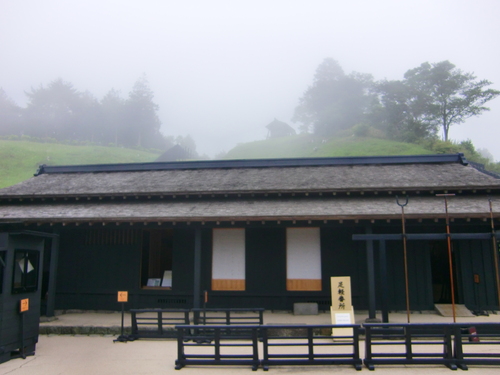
[
  {"left": 334, "top": 312, "right": 352, "bottom": 325},
  {"left": 161, "top": 270, "right": 172, "bottom": 287},
  {"left": 147, "top": 278, "right": 161, "bottom": 287},
  {"left": 331, "top": 306, "right": 355, "bottom": 340}
]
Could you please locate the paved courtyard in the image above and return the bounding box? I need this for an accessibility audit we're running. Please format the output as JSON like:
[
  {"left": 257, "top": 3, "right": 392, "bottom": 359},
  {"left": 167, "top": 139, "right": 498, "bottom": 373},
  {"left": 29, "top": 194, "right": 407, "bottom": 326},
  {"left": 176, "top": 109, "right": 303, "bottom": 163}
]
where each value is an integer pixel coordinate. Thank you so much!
[
  {"left": 1, "top": 334, "right": 500, "bottom": 375},
  {"left": 0, "top": 310, "right": 499, "bottom": 374}
]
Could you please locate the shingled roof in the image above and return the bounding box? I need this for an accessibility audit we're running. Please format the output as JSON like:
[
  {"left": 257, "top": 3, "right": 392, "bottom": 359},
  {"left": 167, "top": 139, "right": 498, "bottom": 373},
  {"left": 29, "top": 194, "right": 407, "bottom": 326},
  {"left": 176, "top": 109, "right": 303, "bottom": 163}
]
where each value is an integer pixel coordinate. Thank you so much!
[
  {"left": 0, "top": 154, "right": 498, "bottom": 199},
  {"left": 1, "top": 154, "right": 500, "bottom": 223}
]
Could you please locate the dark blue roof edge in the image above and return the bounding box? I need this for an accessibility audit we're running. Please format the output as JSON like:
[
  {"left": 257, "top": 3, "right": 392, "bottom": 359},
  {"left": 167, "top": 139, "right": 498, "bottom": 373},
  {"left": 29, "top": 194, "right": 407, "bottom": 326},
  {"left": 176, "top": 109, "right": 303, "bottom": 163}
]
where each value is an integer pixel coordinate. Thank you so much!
[
  {"left": 34, "top": 153, "right": 468, "bottom": 176},
  {"left": 468, "top": 161, "right": 500, "bottom": 179}
]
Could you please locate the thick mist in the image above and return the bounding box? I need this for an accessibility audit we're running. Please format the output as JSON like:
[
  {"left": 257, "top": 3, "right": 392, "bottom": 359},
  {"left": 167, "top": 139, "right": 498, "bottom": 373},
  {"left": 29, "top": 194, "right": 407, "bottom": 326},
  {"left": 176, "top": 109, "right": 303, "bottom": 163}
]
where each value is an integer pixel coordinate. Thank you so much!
[{"left": 1, "top": 0, "right": 499, "bottom": 158}]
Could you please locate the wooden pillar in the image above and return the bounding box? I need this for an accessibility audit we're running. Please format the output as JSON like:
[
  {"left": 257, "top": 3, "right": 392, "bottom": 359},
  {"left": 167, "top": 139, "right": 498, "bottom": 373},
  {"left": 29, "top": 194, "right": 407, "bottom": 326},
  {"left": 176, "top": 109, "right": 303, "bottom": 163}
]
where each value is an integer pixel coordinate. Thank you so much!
[
  {"left": 365, "top": 225, "right": 380, "bottom": 322},
  {"left": 193, "top": 228, "right": 202, "bottom": 309},
  {"left": 45, "top": 233, "right": 60, "bottom": 317},
  {"left": 379, "top": 240, "right": 389, "bottom": 323}
]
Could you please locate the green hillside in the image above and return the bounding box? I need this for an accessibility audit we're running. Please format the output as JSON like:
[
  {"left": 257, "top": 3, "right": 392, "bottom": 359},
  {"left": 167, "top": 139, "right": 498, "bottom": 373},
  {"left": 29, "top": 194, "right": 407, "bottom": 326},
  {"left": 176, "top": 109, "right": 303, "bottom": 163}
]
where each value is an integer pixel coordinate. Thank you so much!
[
  {"left": 0, "top": 140, "right": 160, "bottom": 188},
  {"left": 225, "top": 134, "right": 433, "bottom": 159},
  {"left": 2, "top": 135, "right": 494, "bottom": 190}
]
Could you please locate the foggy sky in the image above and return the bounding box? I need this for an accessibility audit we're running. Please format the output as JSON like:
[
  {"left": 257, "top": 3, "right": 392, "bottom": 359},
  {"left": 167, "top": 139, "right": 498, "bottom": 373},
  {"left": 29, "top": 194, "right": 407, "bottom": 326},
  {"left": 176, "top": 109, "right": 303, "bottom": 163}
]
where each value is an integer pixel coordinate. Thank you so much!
[{"left": 1, "top": 0, "right": 500, "bottom": 159}]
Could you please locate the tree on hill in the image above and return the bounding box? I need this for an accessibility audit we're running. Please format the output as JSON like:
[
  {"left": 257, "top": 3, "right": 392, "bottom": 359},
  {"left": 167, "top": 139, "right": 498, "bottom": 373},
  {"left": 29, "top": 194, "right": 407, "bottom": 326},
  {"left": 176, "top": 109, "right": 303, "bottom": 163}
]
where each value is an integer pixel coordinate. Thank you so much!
[
  {"left": 373, "top": 79, "right": 438, "bottom": 142},
  {"left": 0, "top": 88, "right": 22, "bottom": 136},
  {"left": 11, "top": 76, "right": 172, "bottom": 150},
  {"left": 375, "top": 61, "right": 500, "bottom": 142},
  {"left": 24, "top": 78, "right": 84, "bottom": 140},
  {"left": 74, "top": 90, "right": 102, "bottom": 143},
  {"left": 293, "top": 58, "right": 374, "bottom": 136},
  {"left": 124, "top": 75, "right": 162, "bottom": 148},
  {"left": 100, "top": 89, "right": 126, "bottom": 146}
]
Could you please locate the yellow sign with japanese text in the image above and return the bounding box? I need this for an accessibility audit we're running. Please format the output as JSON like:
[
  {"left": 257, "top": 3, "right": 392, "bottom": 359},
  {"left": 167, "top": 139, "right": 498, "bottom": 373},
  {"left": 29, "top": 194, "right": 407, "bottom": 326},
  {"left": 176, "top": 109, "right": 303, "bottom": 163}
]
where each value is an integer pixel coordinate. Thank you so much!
[
  {"left": 330, "top": 276, "right": 352, "bottom": 309},
  {"left": 20, "top": 298, "right": 29, "bottom": 313},
  {"left": 330, "top": 277, "right": 354, "bottom": 340},
  {"left": 117, "top": 291, "right": 128, "bottom": 302}
]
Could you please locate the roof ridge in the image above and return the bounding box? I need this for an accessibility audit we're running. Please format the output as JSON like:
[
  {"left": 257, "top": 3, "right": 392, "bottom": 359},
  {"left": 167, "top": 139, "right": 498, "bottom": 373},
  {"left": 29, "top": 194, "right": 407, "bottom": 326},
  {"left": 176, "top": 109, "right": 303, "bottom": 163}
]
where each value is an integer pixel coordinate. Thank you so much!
[{"left": 35, "top": 153, "right": 468, "bottom": 176}]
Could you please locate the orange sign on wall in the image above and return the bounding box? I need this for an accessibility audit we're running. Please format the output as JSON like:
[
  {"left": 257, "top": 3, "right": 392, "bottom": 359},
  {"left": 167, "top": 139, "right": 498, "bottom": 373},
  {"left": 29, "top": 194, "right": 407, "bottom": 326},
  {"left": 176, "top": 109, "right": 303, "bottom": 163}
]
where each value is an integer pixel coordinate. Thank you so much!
[
  {"left": 117, "top": 291, "right": 128, "bottom": 302},
  {"left": 20, "top": 298, "right": 29, "bottom": 313}
]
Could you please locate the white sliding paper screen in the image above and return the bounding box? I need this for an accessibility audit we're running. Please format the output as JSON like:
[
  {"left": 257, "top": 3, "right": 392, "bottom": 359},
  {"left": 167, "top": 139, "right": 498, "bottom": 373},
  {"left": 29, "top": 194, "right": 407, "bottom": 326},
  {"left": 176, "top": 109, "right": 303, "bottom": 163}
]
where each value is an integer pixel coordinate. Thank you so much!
[
  {"left": 212, "top": 228, "right": 245, "bottom": 291},
  {"left": 286, "top": 227, "right": 322, "bottom": 291}
]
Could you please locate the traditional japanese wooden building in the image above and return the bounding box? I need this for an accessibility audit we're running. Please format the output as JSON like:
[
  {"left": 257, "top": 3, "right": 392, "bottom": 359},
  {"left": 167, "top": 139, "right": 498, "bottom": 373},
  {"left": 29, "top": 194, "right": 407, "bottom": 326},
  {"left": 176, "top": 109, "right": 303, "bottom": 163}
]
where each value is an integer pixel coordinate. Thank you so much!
[{"left": 0, "top": 153, "right": 499, "bottom": 317}]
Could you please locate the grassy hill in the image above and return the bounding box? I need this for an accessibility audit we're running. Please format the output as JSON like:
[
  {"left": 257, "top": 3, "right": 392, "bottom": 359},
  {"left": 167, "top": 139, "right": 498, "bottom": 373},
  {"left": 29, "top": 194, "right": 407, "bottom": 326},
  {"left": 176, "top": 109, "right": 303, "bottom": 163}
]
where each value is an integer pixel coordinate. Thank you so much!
[
  {"left": 0, "top": 140, "right": 160, "bottom": 188},
  {"left": 223, "top": 134, "right": 500, "bottom": 177},
  {"left": 225, "top": 134, "right": 433, "bottom": 159},
  {"left": 0, "top": 135, "right": 481, "bottom": 189}
]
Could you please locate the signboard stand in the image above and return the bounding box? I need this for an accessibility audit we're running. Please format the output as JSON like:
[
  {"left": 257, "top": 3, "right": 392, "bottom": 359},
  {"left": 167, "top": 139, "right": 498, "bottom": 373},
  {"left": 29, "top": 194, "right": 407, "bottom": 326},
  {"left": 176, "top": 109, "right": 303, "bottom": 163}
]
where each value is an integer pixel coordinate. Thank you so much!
[
  {"left": 113, "top": 291, "right": 130, "bottom": 343},
  {"left": 330, "top": 277, "right": 355, "bottom": 340}
]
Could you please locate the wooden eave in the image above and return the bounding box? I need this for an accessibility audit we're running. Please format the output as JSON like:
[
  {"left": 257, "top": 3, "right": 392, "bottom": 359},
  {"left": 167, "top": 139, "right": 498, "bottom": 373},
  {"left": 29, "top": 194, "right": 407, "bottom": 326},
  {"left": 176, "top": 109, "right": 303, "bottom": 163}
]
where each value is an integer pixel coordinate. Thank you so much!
[
  {"left": 1, "top": 185, "right": 500, "bottom": 203},
  {"left": 2, "top": 195, "right": 500, "bottom": 226},
  {"left": 12, "top": 214, "right": 500, "bottom": 228}
]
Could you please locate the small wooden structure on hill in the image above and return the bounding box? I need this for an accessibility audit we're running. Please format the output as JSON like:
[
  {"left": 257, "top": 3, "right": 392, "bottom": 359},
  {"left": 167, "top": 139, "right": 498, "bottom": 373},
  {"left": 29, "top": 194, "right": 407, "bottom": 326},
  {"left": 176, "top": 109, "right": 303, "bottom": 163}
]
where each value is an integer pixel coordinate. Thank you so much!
[
  {"left": 266, "top": 118, "right": 296, "bottom": 138},
  {"left": 156, "top": 144, "right": 193, "bottom": 162}
]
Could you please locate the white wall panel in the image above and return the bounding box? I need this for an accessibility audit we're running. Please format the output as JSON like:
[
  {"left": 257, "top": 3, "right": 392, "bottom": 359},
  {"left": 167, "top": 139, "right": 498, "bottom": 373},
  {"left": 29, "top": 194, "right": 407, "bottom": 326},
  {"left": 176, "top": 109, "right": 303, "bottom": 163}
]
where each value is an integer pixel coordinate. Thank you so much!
[
  {"left": 286, "top": 227, "right": 321, "bottom": 279},
  {"left": 212, "top": 228, "right": 245, "bottom": 280}
]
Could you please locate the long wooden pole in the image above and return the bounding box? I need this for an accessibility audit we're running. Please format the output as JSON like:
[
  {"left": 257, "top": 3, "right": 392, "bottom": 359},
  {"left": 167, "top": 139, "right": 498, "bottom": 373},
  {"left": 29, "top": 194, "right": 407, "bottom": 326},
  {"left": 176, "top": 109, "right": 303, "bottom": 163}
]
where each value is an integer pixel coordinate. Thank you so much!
[
  {"left": 396, "top": 196, "right": 411, "bottom": 323},
  {"left": 488, "top": 199, "right": 500, "bottom": 312},
  {"left": 437, "top": 194, "right": 456, "bottom": 323}
]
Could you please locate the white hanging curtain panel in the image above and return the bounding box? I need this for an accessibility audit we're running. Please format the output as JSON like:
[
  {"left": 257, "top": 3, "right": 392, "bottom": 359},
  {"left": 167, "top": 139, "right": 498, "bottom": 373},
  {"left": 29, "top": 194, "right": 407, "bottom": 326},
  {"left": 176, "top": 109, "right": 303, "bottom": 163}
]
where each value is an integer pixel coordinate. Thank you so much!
[
  {"left": 212, "top": 228, "right": 246, "bottom": 290},
  {"left": 286, "top": 227, "right": 322, "bottom": 291}
]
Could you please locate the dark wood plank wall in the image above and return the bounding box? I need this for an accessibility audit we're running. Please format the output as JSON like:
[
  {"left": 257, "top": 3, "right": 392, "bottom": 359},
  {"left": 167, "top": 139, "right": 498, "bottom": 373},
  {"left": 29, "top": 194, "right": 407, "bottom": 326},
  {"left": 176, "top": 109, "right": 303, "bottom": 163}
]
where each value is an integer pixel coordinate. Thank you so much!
[
  {"left": 456, "top": 239, "right": 499, "bottom": 310},
  {"left": 321, "top": 226, "right": 368, "bottom": 309},
  {"left": 383, "top": 241, "right": 434, "bottom": 310},
  {"left": 56, "top": 229, "right": 141, "bottom": 310},
  {"left": 52, "top": 223, "right": 499, "bottom": 311}
]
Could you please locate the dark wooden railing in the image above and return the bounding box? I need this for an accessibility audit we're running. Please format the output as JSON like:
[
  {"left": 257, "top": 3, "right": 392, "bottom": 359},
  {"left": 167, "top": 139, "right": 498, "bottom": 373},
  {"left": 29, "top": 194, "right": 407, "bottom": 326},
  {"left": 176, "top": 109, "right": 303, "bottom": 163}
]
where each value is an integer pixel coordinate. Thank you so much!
[
  {"left": 175, "top": 325, "right": 260, "bottom": 371},
  {"left": 129, "top": 308, "right": 190, "bottom": 339},
  {"left": 364, "top": 323, "right": 456, "bottom": 370},
  {"left": 123, "top": 309, "right": 500, "bottom": 371},
  {"left": 260, "top": 324, "right": 362, "bottom": 371},
  {"left": 191, "top": 308, "right": 264, "bottom": 326},
  {"left": 453, "top": 323, "right": 500, "bottom": 370},
  {"left": 174, "top": 324, "right": 362, "bottom": 371}
]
